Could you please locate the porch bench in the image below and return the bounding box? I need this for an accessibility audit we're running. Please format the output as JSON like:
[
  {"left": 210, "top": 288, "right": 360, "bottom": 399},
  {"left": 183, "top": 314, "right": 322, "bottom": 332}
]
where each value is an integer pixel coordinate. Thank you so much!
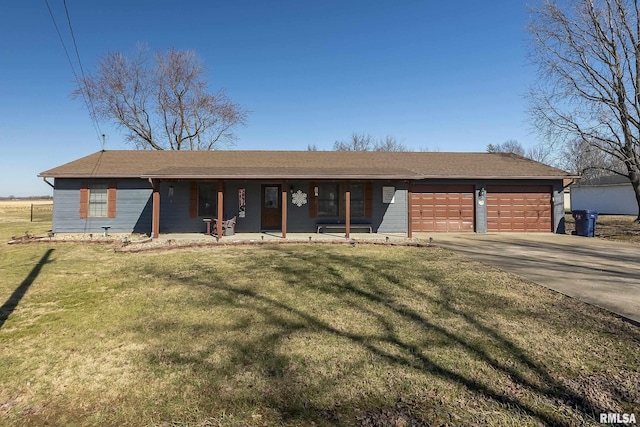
[{"left": 316, "top": 220, "right": 372, "bottom": 233}]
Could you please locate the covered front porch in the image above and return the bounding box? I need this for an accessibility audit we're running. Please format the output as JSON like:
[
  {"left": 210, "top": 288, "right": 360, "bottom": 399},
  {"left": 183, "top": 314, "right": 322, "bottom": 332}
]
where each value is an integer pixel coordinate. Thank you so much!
[{"left": 146, "top": 178, "right": 407, "bottom": 239}]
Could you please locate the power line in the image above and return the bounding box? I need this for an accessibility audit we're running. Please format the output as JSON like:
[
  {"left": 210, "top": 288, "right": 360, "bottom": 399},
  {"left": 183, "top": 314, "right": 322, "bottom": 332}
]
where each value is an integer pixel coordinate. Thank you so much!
[
  {"left": 44, "top": 0, "right": 103, "bottom": 144},
  {"left": 63, "top": 0, "right": 101, "bottom": 134}
]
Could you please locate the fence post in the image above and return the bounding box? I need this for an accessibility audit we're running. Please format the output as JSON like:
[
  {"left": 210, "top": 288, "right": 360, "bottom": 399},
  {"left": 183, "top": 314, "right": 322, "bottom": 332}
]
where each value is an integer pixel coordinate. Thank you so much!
[{"left": 30, "top": 204, "right": 33, "bottom": 222}]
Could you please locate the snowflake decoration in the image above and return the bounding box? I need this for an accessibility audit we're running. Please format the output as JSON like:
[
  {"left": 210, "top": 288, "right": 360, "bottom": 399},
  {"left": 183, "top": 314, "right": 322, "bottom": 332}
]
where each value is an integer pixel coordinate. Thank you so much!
[{"left": 291, "top": 190, "right": 308, "bottom": 207}]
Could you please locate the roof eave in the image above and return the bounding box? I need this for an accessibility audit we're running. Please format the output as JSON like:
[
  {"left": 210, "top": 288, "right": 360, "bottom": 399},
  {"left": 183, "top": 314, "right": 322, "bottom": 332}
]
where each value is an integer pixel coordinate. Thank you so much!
[
  {"left": 418, "top": 175, "right": 579, "bottom": 180},
  {"left": 141, "top": 174, "right": 419, "bottom": 180},
  {"left": 37, "top": 173, "right": 144, "bottom": 179},
  {"left": 39, "top": 173, "right": 578, "bottom": 180}
]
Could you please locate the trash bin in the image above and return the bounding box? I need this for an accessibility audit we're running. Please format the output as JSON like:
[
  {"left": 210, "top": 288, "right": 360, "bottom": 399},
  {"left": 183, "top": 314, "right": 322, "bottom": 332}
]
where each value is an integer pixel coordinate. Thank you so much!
[{"left": 572, "top": 210, "right": 598, "bottom": 237}]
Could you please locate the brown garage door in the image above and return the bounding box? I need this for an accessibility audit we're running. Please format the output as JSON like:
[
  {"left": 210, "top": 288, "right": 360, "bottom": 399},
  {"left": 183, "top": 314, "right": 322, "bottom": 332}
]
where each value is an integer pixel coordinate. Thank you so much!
[
  {"left": 411, "top": 184, "right": 475, "bottom": 232},
  {"left": 486, "top": 185, "right": 552, "bottom": 232}
]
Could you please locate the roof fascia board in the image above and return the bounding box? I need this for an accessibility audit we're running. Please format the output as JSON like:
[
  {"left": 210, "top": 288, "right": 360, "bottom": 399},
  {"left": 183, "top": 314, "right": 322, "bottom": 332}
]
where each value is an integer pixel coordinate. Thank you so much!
[
  {"left": 141, "top": 174, "right": 421, "bottom": 180},
  {"left": 416, "top": 175, "right": 578, "bottom": 180},
  {"left": 37, "top": 173, "right": 143, "bottom": 179},
  {"left": 39, "top": 173, "right": 577, "bottom": 180}
]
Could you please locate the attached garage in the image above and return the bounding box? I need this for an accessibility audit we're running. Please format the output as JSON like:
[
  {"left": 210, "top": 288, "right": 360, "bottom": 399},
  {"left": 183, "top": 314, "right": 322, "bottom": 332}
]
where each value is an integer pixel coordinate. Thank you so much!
[
  {"left": 411, "top": 184, "right": 475, "bottom": 232},
  {"left": 486, "top": 185, "right": 552, "bottom": 232}
]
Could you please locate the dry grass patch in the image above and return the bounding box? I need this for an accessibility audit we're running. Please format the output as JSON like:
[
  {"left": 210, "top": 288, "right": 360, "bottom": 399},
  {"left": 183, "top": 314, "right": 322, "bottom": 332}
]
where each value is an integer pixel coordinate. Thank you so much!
[
  {"left": 565, "top": 213, "right": 640, "bottom": 242},
  {"left": 0, "top": 241, "right": 638, "bottom": 426},
  {"left": 0, "top": 200, "right": 52, "bottom": 240}
]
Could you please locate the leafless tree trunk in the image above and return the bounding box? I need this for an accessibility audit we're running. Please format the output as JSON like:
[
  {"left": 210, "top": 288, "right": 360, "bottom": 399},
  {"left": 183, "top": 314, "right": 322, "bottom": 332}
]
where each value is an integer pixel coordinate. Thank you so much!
[
  {"left": 529, "top": 0, "right": 640, "bottom": 220},
  {"left": 76, "top": 46, "right": 247, "bottom": 150}
]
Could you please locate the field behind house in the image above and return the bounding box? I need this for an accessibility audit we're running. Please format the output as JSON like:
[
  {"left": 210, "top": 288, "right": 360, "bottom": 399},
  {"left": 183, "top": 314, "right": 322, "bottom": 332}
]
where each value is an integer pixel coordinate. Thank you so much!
[{"left": 0, "top": 200, "right": 52, "bottom": 237}]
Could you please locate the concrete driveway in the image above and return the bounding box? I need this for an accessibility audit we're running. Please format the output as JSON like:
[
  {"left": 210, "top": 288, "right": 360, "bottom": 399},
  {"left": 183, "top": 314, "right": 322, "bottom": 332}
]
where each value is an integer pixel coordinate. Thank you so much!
[{"left": 423, "top": 233, "right": 640, "bottom": 324}]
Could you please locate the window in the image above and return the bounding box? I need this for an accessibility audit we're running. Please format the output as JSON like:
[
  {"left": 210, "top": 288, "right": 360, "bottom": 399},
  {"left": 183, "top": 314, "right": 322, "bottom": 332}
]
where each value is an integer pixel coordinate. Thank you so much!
[
  {"left": 88, "top": 184, "right": 108, "bottom": 217},
  {"left": 264, "top": 186, "right": 279, "bottom": 209},
  {"left": 318, "top": 183, "right": 339, "bottom": 217},
  {"left": 317, "top": 183, "right": 366, "bottom": 218},
  {"left": 198, "top": 183, "right": 217, "bottom": 217},
  {"left": 349, "top": 184, "right": 365, "bottom": 217}
]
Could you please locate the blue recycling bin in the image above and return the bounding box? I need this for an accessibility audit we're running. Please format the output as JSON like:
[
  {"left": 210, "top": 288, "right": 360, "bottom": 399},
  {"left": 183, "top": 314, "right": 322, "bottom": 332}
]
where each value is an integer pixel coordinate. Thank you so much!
[{"left": 572, "top": 210, "right": 598, "bottom": 237}]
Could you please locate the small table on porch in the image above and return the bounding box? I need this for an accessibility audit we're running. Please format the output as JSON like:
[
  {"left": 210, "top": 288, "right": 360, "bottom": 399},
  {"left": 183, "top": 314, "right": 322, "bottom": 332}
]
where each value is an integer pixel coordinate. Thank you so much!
[{"left": 203, "top": 218, "right": 214, "bottom": 235}]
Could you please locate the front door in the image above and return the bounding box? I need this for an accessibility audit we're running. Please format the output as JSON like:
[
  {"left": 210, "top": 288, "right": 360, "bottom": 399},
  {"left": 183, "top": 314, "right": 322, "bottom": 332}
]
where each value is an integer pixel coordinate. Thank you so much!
[{"left": 261, "top": 185, "right": 282, "bottom": 230}]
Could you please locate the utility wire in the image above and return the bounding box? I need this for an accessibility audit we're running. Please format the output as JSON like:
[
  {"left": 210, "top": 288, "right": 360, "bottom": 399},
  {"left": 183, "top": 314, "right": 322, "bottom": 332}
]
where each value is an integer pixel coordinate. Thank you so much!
[
  {"left": 63, "top": 0, "right": 101, "bottom": 135},
  {"left": 44, "top": 0, "right": 103, "bottom": 143}
]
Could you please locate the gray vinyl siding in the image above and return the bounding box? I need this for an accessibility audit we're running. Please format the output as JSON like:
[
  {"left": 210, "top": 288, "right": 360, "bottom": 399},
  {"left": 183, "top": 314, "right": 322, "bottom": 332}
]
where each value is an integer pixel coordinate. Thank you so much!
[
  {"left": 373, "top": 182, "right": 407, "bottom": 233},
  {"left": 475, "top": 184, "right": 487, "bottom": 234},
  {"left": 53, "top": 178, "right": 152, "bottom": 234},
  {"left": 223, "top": 181, "right": 261, "bottom": 233},
  {"left": 283, "top": 181, "right": 313, "bottom": 232},
  {"left": 552, "top": 181, "right": 565, "bottom": 234},
  {"left": 158, "top": 181, "right": 198, "bottom": 233}
]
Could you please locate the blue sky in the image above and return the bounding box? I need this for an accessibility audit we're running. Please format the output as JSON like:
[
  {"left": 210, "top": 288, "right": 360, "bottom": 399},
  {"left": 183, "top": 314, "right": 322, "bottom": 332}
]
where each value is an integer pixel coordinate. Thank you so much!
[{"left": 1, "top": 1, "right": 540, "bottom": 196}]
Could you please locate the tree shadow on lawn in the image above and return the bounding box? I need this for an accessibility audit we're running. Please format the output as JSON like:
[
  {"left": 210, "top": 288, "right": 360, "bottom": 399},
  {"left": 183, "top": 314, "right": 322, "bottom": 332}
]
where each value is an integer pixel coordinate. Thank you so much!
[
  {"left": 0, "top": 248, "right": 54, "bottom": 329},
  {"left": 138, "top": 245, "right": 637, "bottom": 426}
]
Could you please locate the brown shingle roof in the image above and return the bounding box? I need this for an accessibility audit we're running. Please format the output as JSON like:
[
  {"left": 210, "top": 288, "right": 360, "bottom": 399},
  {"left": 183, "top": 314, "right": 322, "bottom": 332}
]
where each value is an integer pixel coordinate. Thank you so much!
[{"left": 39, "top": 150, "right": 575, "bottom": 180}]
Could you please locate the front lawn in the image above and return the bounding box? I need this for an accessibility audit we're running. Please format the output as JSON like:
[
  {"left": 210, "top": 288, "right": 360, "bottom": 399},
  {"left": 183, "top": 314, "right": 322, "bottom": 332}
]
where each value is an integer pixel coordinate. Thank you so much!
[{"left": 1, "top": 238, "right": 638, "bottom": 426}]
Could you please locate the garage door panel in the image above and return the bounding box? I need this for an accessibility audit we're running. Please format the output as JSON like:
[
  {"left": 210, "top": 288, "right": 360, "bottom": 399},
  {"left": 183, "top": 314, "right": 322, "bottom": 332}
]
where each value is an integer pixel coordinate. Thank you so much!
[
  {"left": 411, "top": 185, "right": 475, "bottom": 232},
  {"left": 486, "top": 185, "right": 552, "bottom": 232}
]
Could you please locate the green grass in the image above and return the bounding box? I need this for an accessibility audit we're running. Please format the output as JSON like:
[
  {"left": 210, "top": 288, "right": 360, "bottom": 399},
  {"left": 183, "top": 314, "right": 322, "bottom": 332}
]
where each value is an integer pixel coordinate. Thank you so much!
[{"left": 1, "top": 210, "right": 639, "bottom": 426}]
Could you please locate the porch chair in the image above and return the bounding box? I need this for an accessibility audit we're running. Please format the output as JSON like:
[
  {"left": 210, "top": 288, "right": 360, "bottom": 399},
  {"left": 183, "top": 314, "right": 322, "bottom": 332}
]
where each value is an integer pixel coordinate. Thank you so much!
[
  {"left": 213, "top": 215, "right": 237, "bottom": 236},
  {"left": 223, "top": 215, "right": 237, "bottom": 236}
]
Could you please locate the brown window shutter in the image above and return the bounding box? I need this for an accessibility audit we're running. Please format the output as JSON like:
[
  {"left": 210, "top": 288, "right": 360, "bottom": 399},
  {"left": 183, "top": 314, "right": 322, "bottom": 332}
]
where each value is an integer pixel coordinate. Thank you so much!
[
  {"left": 79, "top": 182, "right": 89, "bottom": 218},
  {"left": 107, "top": 182, "right": 117, "bottom": 218},
  {"left": 309, "top": 181, "right": 317, "bottom": 218},
  {"left": 365, "top": 181, "right": 373, "bottom": 217},
  {"left": 190, "top": 182, "right": 198, "bottom": 218}
]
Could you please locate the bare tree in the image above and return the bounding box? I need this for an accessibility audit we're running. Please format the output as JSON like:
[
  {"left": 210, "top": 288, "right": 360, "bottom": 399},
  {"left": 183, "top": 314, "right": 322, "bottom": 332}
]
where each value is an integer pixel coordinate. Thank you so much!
[
  {"left": 486, "top": 139, "right": 556, "bottom": 165},
  {"left": 558, "top": 137, "right": 617, "bottom": 179},
  {"left": 486, "top": 140, "right": 526, "bottom": 156},
  {"left": 419, "top": 144, "right": 439, "bottom": 152},
  {"left": 373, "top": 135, "right": 408, "bottom": 152},
  {"left": 526, "top": 143, "right": 556, "bottom": 164},
  {"left": 76, "top": 46, "right": 247, "bottom": 150},
  {"left": 529, "top": 0, "right": 640, "bottom": 219},
  {"left": 333, "top": 133, "right": 374, "bottom": 151},
  {"left": 333, "top": 133, "right": 407, "bottom": 151}
]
